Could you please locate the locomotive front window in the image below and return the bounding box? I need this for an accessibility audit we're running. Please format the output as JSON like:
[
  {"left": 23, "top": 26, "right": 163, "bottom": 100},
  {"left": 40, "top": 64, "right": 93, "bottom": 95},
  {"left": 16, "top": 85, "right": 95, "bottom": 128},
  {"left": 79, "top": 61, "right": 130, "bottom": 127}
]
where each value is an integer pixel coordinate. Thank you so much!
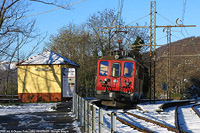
[
  {"left": 112, "top": 63, "right": 121, "bottom": 77},
  {"left": 124, "top": 62, "right": 133, "bottom": 77},
  {"left": 99, "top": 61, "right": 109, "bottom": 76}
]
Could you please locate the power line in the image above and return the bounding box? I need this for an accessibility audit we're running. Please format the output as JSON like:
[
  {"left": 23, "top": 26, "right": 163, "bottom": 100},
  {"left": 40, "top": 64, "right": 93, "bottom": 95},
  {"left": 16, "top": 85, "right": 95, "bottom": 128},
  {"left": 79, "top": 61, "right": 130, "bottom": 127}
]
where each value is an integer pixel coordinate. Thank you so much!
[
  {"left": 116, "top": 0, "right": 124, "bottom": 26},
  {"left": 171, "top": 34, "right": 181, "bottom": 40},
  {"left": 183, "top": 27, "right": 190, "bottom": 36},
  {"left": 182, "top": 0, "right": 187, "bottom": 23},
  {"left": 181, "top": 32, "right": 186, "bottom": 38},
  {"left": 120, "top": 0, "right": 125, "bottom": 24},
  {"left": 7, "top": 0, "right": 85, "bottom": 20},
  {"left": 157, "top": 13, "right": 176, "bottom": 25},
  {"left": 181, "top": 0, "right": 190, "bottom": 37},
  {"left": 126, "top": 14, "right": 150, "bottom": 26},
  {"left": 156, "top": 35, "right": 167, "bottom": 41}
]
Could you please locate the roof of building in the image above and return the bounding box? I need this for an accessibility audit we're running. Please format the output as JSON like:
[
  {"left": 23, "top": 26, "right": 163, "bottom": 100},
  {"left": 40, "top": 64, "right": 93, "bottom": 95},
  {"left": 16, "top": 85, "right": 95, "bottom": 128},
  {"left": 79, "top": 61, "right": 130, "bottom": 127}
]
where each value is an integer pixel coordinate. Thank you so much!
[{"left": 17, "top": 51, "right": 79, "bottom": 67}]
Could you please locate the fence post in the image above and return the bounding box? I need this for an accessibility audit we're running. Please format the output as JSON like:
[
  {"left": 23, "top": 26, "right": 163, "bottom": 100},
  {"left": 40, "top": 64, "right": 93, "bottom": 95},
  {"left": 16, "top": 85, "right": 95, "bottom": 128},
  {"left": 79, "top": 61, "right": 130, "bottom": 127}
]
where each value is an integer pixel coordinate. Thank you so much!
[
  {"left": 99, "top": 108, "right": 103, "bottom": 133},
  {"left": 78, "top": 95, "right": 81, "bottom": 122},
  {"left": 88, "top": 103, "right": 92, "bottom": 133},
  {"left": 75, "top": 94, "right": 78, "bottom": 119},
  {"left": 92, "top": 105, "right": 96, "bottom": 132},
  {"left": 72, "top": 93, "right": 75, "bottom": 114},
  {"left": 84, "top": 100, "right": 88, "bottom": 132},
  {"left": 80, "top": 97, "right": 84, "bottom": 127},
  {"left": 111, "top": 112, "right": 116, "bottom": 133}
]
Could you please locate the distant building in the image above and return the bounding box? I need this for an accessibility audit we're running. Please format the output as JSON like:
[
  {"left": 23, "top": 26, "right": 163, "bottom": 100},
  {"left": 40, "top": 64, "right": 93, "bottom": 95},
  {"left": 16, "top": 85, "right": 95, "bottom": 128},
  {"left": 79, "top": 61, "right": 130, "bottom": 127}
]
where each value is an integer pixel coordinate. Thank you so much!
[{"left": 17, "top": 51, "right": 79, "bottom": 102}]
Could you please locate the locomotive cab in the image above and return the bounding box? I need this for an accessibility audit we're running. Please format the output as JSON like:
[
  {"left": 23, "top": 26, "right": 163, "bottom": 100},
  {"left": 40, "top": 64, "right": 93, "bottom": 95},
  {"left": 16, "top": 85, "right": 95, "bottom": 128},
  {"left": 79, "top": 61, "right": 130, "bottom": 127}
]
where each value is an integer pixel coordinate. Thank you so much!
[{"left": 96, "top": 53, "right": 145, "bottom": 106}]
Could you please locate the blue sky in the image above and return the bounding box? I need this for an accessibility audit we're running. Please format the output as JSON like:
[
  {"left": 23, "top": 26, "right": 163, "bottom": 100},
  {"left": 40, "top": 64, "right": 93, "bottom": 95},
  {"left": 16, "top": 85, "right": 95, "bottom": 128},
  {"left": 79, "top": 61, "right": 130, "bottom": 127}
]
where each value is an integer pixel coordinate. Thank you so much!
[{"left": 23, "top": 0, "right": 200, "bottom": 55}]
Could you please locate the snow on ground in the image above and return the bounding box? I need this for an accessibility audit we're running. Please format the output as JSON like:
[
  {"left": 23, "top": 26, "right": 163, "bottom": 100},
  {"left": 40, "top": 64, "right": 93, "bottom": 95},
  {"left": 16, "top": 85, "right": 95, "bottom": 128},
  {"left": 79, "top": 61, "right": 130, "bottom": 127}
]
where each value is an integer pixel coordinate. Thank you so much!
[
  {"left": 178, "top": 101, "right": 200, "bottom": 132},
  {"left": 134, "top": 101, "right": 176, "bottom": 128},
  {"left": 0, "top": 102, "right": 81, "bottom": 132},
  {"left": 97, "top": 100, "right": 200, "bottom": 133},
  {"left": 1, "top": 100, "right": 200, "bottom": 132},
  {"left": 101, "top": 101, "right": 175, "bottom": 133},
  {"left": 0, "top": 103, "right": 57, "bottom": 116}
]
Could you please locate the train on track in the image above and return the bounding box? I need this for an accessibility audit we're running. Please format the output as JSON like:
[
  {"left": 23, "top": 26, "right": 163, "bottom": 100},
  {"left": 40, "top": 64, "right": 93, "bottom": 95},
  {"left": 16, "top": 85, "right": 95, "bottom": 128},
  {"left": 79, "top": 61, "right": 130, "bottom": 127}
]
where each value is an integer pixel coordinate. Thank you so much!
[{"left": 96, "top": 49, "right": 149, "bottom": 107}]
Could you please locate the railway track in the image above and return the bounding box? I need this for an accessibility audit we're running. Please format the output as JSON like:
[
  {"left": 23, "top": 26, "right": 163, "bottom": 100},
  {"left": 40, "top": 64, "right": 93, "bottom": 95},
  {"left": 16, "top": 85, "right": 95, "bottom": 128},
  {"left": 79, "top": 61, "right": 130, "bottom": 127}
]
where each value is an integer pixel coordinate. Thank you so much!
[
  {"left": 106, "top": 100, "right": 200, "bottom": 133},
  {"left": 192, "top": 104, "right": 200, "bottom": 118},
  {"left": 175, "top": 105, "right": 185, "bottom": 133},
  {"left": 104, "top": 100, "right": 200, "bottom": 132},
  {"left": 125, "top": 112, "right": 179, "bottom": 132},
  {"left": 109, "top": 111, "right": 177, "bottom": 133},
  {"left": 108, "top": 113, "right": 154, "bottom": 133},
  {"left": 175, "top": 101, "right": 200, "bottom": 133}
]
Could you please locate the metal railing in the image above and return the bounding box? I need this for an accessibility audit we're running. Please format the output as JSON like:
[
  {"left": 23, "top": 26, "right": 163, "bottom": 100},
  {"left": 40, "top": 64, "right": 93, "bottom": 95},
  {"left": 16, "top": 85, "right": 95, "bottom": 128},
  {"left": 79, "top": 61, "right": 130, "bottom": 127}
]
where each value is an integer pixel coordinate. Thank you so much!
[
  {"left": 0, "top": 95, "right": 21, "bottom": 102},
  {"left": 72, "top": 93, "right": 116, "bottom": 133}
]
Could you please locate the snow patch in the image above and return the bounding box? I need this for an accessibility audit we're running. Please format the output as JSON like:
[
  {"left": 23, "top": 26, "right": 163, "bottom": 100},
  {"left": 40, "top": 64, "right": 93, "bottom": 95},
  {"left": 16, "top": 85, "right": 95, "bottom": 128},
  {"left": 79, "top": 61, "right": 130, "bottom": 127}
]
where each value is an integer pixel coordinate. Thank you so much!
[{"left": 0, "top": 103, "right": 57, "bottom": 116}]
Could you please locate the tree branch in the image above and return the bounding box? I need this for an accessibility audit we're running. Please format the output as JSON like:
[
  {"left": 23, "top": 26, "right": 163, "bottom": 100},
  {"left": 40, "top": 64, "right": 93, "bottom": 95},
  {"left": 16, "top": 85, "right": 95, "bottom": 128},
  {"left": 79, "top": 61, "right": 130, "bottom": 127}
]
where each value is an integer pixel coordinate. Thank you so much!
[{"left": 30, "top": 0, "right": 70, "bottom": 10}]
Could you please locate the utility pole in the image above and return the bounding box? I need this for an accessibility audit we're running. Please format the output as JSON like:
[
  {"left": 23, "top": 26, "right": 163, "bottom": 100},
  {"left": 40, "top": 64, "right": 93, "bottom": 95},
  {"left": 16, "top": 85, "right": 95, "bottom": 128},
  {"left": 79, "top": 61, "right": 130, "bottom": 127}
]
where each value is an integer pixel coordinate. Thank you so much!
[
  {"left": 163, "top": 27, "right": 172, "bottom": 100},
  {"left": 162, "top": 22, "right": 196, "bottom": 99},
  {"left": 149, "top": 1, "right": 156, "bottom": 103},
  {"left": 167, "top": 27, "right": 171, "bottom": 100}
]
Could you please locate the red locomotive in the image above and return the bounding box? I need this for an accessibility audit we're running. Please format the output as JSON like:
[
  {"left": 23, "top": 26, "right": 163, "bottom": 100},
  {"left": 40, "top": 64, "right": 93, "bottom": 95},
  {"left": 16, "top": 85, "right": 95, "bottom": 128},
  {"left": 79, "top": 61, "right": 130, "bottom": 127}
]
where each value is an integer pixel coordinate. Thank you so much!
[{"left": 96, "top": 50, "right": 149, "bottom": 106}]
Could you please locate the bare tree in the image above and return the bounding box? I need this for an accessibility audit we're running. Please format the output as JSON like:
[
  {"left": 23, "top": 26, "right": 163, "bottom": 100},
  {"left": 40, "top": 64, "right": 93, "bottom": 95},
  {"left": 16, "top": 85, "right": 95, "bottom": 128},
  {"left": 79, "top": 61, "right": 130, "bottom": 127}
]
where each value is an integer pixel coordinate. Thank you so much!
[
  {"left": 0, "top": 0, "right": 71, "bottom": 95},
  {"left": 87, "top": 9, "right": 150, "bottom": 56},
  {"left": 87, "top": 9, "right": 120, "bottom": 56},
  {"left": 45, "top": 23, "right": 97, "bottom": 91}
]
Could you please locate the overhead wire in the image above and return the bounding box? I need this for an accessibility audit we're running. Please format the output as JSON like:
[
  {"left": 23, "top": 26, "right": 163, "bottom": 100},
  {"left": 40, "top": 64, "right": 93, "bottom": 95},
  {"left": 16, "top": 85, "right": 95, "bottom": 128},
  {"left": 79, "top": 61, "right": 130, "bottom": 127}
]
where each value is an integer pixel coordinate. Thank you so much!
[
  {"left": 116, "top": 0, "right": 124, "bottom": 27},
  {"left": 181, "top": 32, "right": 186, "bottom": 38},
  {"left": 120, "top": 0, "right": 125, "bottom": 25},
  {"left": 171, "top": 34, "right": 181, "bottom": 40},
  {"left": 116, "top": 0, "right": 121, "bottom": 22},
  {"left": 181, "top": 0, "right": 190, "bottom": 37},
  {"left": 156, "top": 35, "right": 167, "bottom": 41},
  {"left": 182, "top": 0, "right": 187, "bottom": 23},
  {"left": 2, "top": 0, "right": 85, "bottom": 61},
  {"left": 157, "top": 2, "right": 189, "bottom": 42},
  {"left": 115, "top": 0, "right": 193, "bottom": 52},
  {"left": 157, "top": 13, "right": 176, "bottom": 25},
  {"left": 181, "top": 0, "right": 199, "bottom": 60},
  {"left": 126, "top": 14, "right": 150, "bottom": 26},
  {"left": 7, "top": 0, "right": 85, "bottom": 20},
  {"left": 180, "top": 0, "right": 199, "bottom": 58}
]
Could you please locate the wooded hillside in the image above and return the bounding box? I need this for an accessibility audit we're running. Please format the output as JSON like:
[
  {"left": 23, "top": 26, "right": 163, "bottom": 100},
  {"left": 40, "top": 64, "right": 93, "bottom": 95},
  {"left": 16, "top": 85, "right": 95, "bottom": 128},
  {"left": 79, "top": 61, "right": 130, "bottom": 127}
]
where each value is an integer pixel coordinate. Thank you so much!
[{"left": 143, "top": 36, "right": 200, "bottom": 98}]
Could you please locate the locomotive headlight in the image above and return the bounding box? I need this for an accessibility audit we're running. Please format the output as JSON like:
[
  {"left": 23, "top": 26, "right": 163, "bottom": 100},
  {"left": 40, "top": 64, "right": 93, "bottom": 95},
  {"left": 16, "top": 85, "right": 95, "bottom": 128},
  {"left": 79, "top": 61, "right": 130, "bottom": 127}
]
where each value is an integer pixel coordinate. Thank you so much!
[
  {"left": 104, "top": 78, "right": 108, "bottom": 82},
  {"left": 125, "top": 81, "right": 131, "bottom": 86},
  {"left": 125, "top": 82, "right": 130, "bottom": 86},
  {"left": 101, "top": 80, "right": 106, "bottom": 84},
  {"left": 115, "top": 55, "right": 119, "bottom": 59},
  {"left": 113, "top": 79, "right": 118, "bottom": 83}
]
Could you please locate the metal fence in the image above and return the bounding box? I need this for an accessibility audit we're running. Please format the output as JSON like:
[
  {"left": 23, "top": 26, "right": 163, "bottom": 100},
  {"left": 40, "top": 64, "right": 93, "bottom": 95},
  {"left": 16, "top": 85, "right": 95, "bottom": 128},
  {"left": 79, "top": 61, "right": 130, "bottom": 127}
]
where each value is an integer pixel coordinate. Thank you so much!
[{"left": 72, "top": 93, "right": 117, "bottom": 133}]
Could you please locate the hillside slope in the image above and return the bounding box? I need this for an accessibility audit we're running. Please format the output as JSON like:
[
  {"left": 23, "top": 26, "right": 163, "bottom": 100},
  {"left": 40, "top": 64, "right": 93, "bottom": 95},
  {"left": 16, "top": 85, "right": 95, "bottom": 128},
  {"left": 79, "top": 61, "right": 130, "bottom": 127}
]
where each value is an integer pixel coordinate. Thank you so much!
[{"left": 143, "top": 36, "right": 200, "bottom": 98}]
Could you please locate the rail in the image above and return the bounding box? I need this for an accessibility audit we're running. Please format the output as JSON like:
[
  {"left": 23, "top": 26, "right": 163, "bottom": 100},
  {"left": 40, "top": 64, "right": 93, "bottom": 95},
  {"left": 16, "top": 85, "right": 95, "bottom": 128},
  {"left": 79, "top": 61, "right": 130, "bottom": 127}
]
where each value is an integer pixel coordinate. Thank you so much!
[
  {"left": 192, "top": 104, "right": 200, "bottom": 118},
  {"left": 175, "top": 103, "right": 194, "bottom": 133},
  {"left": 72, "top": 93, "right": 116, "bottom": 133},
  {"left": 107, "top": 113, "right": 154, "bottom": 133},
  {"left": 126, "top": 111, "right": 179, "bottom": 132}
]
